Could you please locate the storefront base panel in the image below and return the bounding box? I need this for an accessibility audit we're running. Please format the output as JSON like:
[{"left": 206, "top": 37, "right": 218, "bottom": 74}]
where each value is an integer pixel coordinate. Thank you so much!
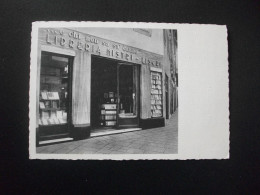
[
  {"left": 37, "top": 130, "right": 71, "bottom": 147},
  {"left": 39, "top": 132, "right": 71, "bottom": 142},
  {"left": 117, "top": 117, "right": 139, "bottom": 129},
  {"left": 39, "top": 125, "right": 68, "bottom": 136},
  {"left": 36, "top": 125, "right": 91, "bottom": 146},
  {"left": 70, "top": 125, "right": 91, "bottom": 140},
  {"left": 140, "top": 118, "right": 165, "bottom": 129},
  {"left": 37, "top": 125, "right": 71, "bottom": 143}
]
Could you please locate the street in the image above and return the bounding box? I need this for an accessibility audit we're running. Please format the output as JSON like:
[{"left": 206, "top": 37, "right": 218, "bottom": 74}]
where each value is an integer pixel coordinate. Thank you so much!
[{"left": 36, "top": 111, "right": 178, "bottom": 154}]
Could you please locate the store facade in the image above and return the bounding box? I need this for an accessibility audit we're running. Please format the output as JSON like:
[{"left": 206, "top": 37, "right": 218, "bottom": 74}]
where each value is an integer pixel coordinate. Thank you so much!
[{"left": 36, "top": 28, "right": 174, "bottom": 145}]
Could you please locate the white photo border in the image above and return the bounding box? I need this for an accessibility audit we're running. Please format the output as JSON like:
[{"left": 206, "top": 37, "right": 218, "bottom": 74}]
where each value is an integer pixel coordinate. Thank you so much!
[{"left": 29, "top": 22, "right": 229, "bottom": 160}]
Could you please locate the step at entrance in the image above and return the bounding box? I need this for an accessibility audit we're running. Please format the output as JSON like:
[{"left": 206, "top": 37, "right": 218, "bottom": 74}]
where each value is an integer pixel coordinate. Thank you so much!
[
  {"left": 91, "top": 128, "right": 142, "bottom": 138},
  {"left": 39, "top": 137, "right": 73, "bottom": 145}
]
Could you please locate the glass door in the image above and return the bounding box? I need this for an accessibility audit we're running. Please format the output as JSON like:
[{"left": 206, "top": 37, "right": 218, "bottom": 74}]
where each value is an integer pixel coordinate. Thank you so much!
[{"left": 117, "top": 63, "right": 139, "bottom": 129}]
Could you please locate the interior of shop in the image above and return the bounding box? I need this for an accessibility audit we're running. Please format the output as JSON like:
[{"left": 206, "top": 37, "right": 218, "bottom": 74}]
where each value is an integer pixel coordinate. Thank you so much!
[
  {"left": 91, "top": 56, "right": 117, "bottom": 128},
  {"left": 91, "top": 56, "right": 137, "bottom": 131}
]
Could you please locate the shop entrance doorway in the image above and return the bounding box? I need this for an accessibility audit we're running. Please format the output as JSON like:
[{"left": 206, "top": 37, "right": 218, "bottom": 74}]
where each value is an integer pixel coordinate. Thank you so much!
[
  {"left": 91, "top": 56, "right": 140, "bottom": 133},
  {"left": 117, "top": 63, "right": 140, "bottom": 128}
]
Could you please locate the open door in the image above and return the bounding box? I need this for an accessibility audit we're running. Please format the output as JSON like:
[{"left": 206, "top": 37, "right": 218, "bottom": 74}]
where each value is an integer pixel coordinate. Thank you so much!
[{"left": 117, "top": 63, "right": 139, "bottom": 129}]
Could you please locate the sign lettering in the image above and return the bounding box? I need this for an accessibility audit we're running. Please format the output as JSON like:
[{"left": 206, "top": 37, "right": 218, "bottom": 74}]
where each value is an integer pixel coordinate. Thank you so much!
[{"left": 43, "top": 29, "right": 162, "bottom": 68}]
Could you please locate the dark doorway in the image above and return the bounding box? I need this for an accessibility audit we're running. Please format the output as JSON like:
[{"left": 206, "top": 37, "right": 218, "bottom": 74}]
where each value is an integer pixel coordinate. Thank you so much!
[
  {"left": 91, "top": 56, "right": 117, "bottom": 128},
  {"left": 91, "top": 56, "right": 140, "bottom": 131},
  {"left": 117, "top": 63, "right": 140, "bottom": 128}
]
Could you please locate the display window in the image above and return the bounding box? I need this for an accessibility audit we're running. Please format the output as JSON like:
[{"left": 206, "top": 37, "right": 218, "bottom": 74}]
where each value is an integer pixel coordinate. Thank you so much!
[
  {"left": 151, "top": 71, "right": 163, "bottom": 117},
  {"left": 39, "top": 52, "right": 71, "bottom": 127}
]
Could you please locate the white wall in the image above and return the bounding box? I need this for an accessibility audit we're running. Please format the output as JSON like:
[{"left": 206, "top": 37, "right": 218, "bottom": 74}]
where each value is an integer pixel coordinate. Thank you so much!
[{"left": 72, "top": 27, "right": 164, "bottom": 55}]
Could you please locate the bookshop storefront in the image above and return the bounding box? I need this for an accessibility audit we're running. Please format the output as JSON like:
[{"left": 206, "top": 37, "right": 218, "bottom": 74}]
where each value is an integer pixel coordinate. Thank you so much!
[{"left": 36, "top": 28, "right": 164, "bottom": 144}]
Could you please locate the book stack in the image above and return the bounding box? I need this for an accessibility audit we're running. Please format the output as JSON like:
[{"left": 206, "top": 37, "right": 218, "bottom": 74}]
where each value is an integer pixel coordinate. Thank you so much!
[
  {"left": 41, "top": 111, "right": 50, "bottom": 125},
  {"left": 100, "top": 103, "right": 117, "bottom": 126},
  {"left": 100, "top": 92, "right": 117, "bottom": 127},
  {"left": 39, "top": 91, "right": 66, "bottom": 126},
  {"left": 105, "top": 121, "right": 116, "bottom": 126},
  {"left": 100, "top": 115, "right": 117, "bottom": 120},
  {"left": 151, "top": 72, "right": 163, "bottom": 117},
  {"left": 39, "top": 110, "right": 67, "bottom": 125},
  {"left": 57, "top": 110, "right": 67, "bottom": 124},
  {"left": 41, "top": 92, "right": 59, "bottom": 100}
]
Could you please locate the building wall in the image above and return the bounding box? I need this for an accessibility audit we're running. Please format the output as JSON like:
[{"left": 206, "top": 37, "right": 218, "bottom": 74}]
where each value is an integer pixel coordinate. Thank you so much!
[
  {"left": 72, "top": 28, "right": 164, "bottom": 55},
  {"left": 162, "top": 29, "right": 178, "bottom": 119},
  {"left": 36, "top": 28, "right": 164, "bottom": 132},
  {"left": 140, "top": 64, "right": 151, "bottom": 119},
  {"left": 72, "top": 51, "right": 91, "bottom": 126}
]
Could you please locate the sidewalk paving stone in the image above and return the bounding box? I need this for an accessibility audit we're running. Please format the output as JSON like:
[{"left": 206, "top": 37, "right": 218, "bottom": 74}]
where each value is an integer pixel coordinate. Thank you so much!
[
  {"left": 37, "top": 110, "right": 178, "bottom": 155},
  {"left": 54, "top": 144, "right": 81, "bottom": 154}
]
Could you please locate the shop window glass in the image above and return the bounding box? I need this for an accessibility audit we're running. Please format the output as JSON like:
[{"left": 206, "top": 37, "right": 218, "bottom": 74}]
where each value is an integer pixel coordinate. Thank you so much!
[
  {"left": 39, "top": 52, "right": 70, "bottom": 126},
  {"left": 151, "top": 71, "right": 163, "bottom": 117}
]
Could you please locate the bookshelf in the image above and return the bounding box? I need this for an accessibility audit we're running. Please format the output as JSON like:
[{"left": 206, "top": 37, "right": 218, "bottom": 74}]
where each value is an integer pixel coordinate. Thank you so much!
[
  {"left": 151, "top": 71, "right": 163, "bottom": 118},
  {"left": 39, "top": 92, "right": 67, "bottom": 126},
  {"left": 100, "top": 92, "right": 117, "bottom": 127},
  {"left": 39, "top": 54, "right": 70, "bottom": 126}
]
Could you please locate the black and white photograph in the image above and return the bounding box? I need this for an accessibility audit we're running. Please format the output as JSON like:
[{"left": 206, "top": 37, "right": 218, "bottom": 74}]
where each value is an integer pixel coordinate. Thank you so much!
[
  {"left": 31, "top": 24, "right": 178, "bottom": 157},
  {"left": 3, "top": 0, "right": 260, "bottom": 192},
  {"left": 29, "top": 22, "right": 229, "bottom": 160}
]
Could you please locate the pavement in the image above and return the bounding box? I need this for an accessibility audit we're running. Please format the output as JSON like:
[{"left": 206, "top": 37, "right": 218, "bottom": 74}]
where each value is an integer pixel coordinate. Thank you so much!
[{"left": 36, "top": 110, "right": 178, "bottom": 154}]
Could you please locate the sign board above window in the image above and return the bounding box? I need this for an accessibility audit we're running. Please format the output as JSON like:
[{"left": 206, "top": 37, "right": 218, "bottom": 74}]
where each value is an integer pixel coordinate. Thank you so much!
[{"left": 40, "top": 28, "right": 162, "bottom": 68}]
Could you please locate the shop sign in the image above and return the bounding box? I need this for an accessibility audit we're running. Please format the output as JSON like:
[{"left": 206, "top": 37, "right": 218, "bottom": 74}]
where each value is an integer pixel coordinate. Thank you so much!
[{"left": 42, "top": 28, "right": 162, "bottom": 68}]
